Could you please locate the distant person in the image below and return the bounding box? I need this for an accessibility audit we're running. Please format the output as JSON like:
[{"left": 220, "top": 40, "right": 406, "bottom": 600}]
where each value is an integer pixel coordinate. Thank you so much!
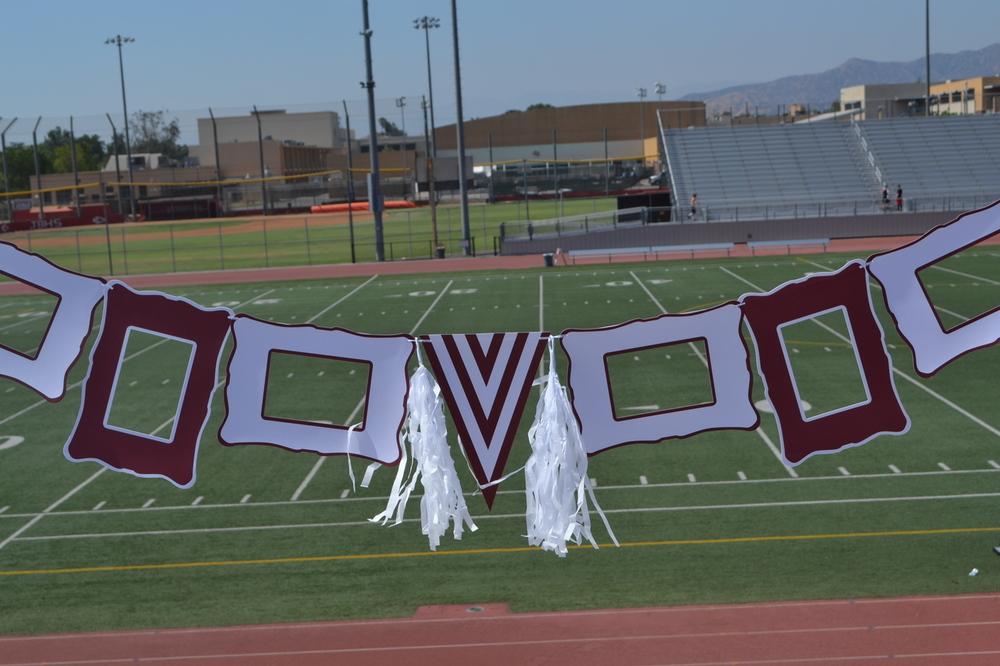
[
  {"left": 896, "top": 185, "right": 903, "bottom": 211},
  {"left": 881, "top": 185, "right": 889, "bottom": 208},
  {"left": 689, "top": 193, "right": 698, "bottom": 220}
]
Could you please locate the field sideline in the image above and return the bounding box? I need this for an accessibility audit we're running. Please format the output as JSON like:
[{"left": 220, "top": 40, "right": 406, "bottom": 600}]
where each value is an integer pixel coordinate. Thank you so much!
[{"left": 0, "top": 249, "right": 999, "bottom": 635}]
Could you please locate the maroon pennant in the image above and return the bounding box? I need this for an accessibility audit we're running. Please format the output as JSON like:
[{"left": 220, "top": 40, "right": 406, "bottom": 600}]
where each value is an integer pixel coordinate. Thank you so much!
[{"left": 423, "top": 332, "right": 546, "bottom": 508}]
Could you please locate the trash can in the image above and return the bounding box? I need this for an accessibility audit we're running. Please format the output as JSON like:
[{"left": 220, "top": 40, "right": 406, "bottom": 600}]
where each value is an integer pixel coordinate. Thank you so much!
[
  {"left": 435, "top": 246, "right": 446, "bottom": 259},
  {"left": 543, "top": 252, "right": 554, "bottom": 268}
]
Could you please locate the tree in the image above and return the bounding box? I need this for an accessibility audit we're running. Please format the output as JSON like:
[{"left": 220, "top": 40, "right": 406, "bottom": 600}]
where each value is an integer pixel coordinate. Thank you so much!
[
  {"left": 50, "top": 135, "right": 106, "bottom": 173},
  {"left": 128, "top": 110, "right": 188, "bottom": 161},
  {"left": 525, "top": 103, "right": 554, "bottom": 112},
  {"left": 377, "top": 117, "right": 405, "bottom": 136},
  {"left": 0, "top": 144, "right": 42, "bottom": 191}
]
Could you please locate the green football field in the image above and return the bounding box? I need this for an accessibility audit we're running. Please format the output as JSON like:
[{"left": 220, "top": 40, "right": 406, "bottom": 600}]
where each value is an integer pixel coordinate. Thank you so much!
[{"left": 0, "top": 249, "right": 999, "bottom": 635}]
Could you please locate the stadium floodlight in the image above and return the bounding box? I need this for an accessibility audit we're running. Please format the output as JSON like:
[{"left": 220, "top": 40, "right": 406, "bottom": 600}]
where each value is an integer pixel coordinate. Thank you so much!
[
  {"left": 395, "top": 96, "right": 407, "bottom": 135},
  {"left": 637, "top": 88, "right": 648, "bottom": 161},
  {"left": 105, "top": 34, "right": 137, "bottom": 219},
  {"left": 413, "top": 16, "right": 440, "bottom": 157},
  {"left": 654, "top": 82, "right": 666, "bottom": 101}
]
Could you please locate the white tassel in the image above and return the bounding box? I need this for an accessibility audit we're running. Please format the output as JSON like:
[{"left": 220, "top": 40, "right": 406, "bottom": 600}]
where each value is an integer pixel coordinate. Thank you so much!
[
  {"left": 525, "top": 337, "right": 618, "bottom": 557},
  {"left": 370, "top": 352, "right": 477, "bottom": 550}
]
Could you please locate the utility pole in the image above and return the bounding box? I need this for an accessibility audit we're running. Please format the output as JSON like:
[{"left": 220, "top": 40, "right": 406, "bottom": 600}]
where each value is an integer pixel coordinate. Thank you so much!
[
  {"left": 252, "top": 105, "right": 268, "bottom": 215},
  {"left": 395, "top": 96, "right": 407, "bottom": 135},
  {"left": 450, "top": 0, "right": 471, "bottom": 254},
  {"left": 105, "top": 35, "right": 136, "bottom": 218},
  {"left": 361, "top": 0, "right": 385, "bottom": 261},
  {"left": 925, "top": 0, "right": 931, "bottom": 117},
  {"left": 342, "top": 100, "right": 357, "bottom": 264},
  {"left": 637, "top": 87, "right": 648, "bottom": 165},
  {"left": 106, "top": 114, "right": 124, "bottom": 216},
  {"left": 1, "top": 118, "right": 17, "bottom": 221},
  {"left": 421, "top": 95, "right": 439, "bottom": 255},
  {"left": 31, "top": 117, "right": 44, "bottom": 224},
  {"left": 208, "top": 108, "right": 223, "bottom": 212},
  {"left": 69, "top": 116, "right": 81, "bottom": 217}
]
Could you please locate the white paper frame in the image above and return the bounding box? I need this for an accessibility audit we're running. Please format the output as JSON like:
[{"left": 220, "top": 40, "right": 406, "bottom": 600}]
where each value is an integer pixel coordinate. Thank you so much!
[
  {"left": 220, "top": 316, "right": 413, "bottom": 464},
  {"left": 0, "top": 242, "right": 107, "bottom": 400},
  {"left": 867, "top": 202, "right": 1000, "bottom": 376},
  {"left": 561, "top": 304, "right": 758, "bottom": 455}
]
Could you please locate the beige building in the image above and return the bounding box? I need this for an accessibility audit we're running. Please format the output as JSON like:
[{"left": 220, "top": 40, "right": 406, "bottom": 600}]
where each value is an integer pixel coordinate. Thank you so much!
[
  {"left": 190, "top": 110, "right": 351, "bottom": 167},
  {"left": 840, "top": 83, "right": 928, "bottom": 120},
  {"left": 433, "top": 101, "right": 705, "bottom": 166},
  {"left": 930, "top": 77, "right": 1000, "bottom": 114}
]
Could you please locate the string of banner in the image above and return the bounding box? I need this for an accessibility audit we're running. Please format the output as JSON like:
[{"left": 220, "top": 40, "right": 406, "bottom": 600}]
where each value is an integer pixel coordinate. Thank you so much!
[{"left": 1, "top": 202, "right": 997, "bottom": 558}]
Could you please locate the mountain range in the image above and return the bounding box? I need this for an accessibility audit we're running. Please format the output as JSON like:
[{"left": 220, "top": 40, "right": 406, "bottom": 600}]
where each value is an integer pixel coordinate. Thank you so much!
[{"left": 681, "top": 43, "right": 1000, "bottom": 115}]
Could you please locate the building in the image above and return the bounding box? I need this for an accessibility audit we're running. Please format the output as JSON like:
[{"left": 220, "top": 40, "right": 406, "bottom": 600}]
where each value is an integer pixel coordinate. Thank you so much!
[
  {"left": 930, "top": 77, "right": 1000, "bottom": 114},
  {"left": 432, "top": 101, "right": 706, "bottom": 166},
  {"left": 840, "top": 83, "right": 929, "bottom": 120},
  {"left": 189, "top": 110, "right": 352, "bottom": 168}
]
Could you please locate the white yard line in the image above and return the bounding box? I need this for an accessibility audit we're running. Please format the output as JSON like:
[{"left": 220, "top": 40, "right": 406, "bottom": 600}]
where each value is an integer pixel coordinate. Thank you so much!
[
  {"left": 4, "top": 465, "right": 998, "bottom": 521},
  {"left": 142, "top": 499, "right": 156, "bottom": 508},
  {"left": 304, "top": 274, "right": 379, "bottom": 324},
  {"left": 0, "top": 313, "right": 46, "bottom": 334},
  {"left": 0, "top": 287, "right": 276, "bottom": 429},
  {"left": 722, "top": 265, "right": 1000, "bottom": 440},
  {"left": 630, "top": 270, "right": 796, "bottom": 477},
  {"left": 289, "top": 279, "right": 453, "bottom": 502},
  {"left": 0, "top": 468, "right": 107, "bottom": 551},
  {"left": 931, "top": 264, "right": 1000, "bottom": 286},
  {"left": 889, "top": 465, "right": 902, "bottom": 474},
  {"left": 18, "top": 490, "right": 1000, "bottom": 543}
]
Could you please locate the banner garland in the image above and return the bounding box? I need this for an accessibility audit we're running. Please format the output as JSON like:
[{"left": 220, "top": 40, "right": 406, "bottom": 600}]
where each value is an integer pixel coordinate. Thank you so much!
[{"left": 1, "top": 201, "right": 999, "bottom": 555}]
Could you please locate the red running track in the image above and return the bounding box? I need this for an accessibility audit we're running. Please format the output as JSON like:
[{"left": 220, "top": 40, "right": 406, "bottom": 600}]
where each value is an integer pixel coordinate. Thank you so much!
[{"left": 2, "top": 594, "right": 1000, "bottom": 665}]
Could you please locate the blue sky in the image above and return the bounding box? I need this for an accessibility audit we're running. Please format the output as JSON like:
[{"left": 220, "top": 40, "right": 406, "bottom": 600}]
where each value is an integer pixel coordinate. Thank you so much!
[{"left": 2, "top": 0, "right": 998, "bottom": 141}]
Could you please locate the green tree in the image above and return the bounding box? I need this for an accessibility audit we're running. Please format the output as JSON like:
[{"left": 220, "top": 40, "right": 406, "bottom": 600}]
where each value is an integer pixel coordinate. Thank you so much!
[
  {"left": 0, "top": 144, "right": 44, "bottom": 191},
  {"left": 128, "top": 110, "right": 188, "bottom": 161},
  {"left": 377, "top": 117, "right": 405, "bottom": 136}
]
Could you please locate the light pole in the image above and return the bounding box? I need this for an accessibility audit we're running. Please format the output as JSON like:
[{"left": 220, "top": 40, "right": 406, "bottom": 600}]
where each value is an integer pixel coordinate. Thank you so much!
[
  {"left": 1, "top": 117, "right": 16, "bottom": 221},
  {"left": 637, "top": 87, "right": 648, "bottom": 164},
  {"left": 420, "top": 95, "right": 439, "bottom": 255},
  {"left": 654, "top": 82, "right": 666, "bottom": 102},
  {"left": 925, "top": 0, "right": 931, "bottom": 117},
  {"left": 449, "top": 0, "right": 471, "bottom": 255},
  {"left": 360, "top": 0, "right": 385, "bottom": 261},
  {"left": 413, "top": 16, "right": 440, "bottom": 158},
  {"left": 105, "top": 35, "right": 137, "bottom": 219},
  {"left": 395, "top": 96, "right": 407, "bottom": 135}
]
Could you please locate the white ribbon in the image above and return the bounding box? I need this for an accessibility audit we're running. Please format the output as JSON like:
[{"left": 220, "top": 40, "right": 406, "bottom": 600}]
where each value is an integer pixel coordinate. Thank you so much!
[
  {"left": 370, "top": 349, "right": 477, "bottom": 550},
  {"left": 524, "top": 337, "right": 618, "bottom": 557}
]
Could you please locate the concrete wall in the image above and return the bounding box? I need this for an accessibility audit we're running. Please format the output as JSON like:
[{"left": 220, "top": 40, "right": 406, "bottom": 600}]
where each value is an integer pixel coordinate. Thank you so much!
[
  {"left": 196, "top": 111, "right": 344, "bottom": 159},
  {"left": 502, "top": 211, "right": 957, "bottom": 255}
]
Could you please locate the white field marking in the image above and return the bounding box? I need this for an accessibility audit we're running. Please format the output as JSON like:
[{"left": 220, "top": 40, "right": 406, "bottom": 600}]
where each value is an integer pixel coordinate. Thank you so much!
[
  {"left": 0, "top": 313, "right": 47, "bottom": 334},
  {"left": 889, "top": 465, "right": 902, "bottom": 474},
  {"left": 630, "top": 270, "right": 797, "bottom": 478},
  {"left": 589, "top": 477, "right": 598, "bottom": 487},
  {"left": 240, "top": 494, "right": 252, "bottom": 504},
  {"left": 837, "top": 467, "right": 850, "bottom": 476},
  {"left": 0, "top": 287, "right": 276, "bottom": 430},
  {"left": 304, "top": 274, "right": 378, "bottom": 324},
  {"left": 622, "top": 404, "right": 659, "bottom": 412},
  {"left": 938, "top": 462, "right": 952, "bottom": 471},
  {"left": 191, "top": 496, "right": 204, "bottom": 506},
  {"left": 8, "top": 466, "right": 999, "bottom": 522},
  {"left": 724, "top": 264, "right": 1000, "bottom": 440},
  {"left": 0, "top": 435, "right": 24, "bottom": 451},
  {"left": 0, "top": 402, "right": 186, "bottom": 550},
  {"left": 931, "top": 264, "right": 1000, "bottom": 286},
  {"left": 160, "top": 378, "right": 170, "bottom": 385},
  {"left": 639, "top": 475, "right": 648, "bottom": 485},
  {"left": 687, "top": 473, "right": 697, "bottom": 483},
  {"left": 22, "top": 490, "right": 1000, "bottom": 543},
  {"left": 538, "top": 274, "right": 544, "bottom": 331},
  {"left": 128, "top": 380, "right": 138, "bottom": 387},
  {"left": 990, "top": 460, "right": 1000, "bottom": 469},
  {"left": 142, "top": 499, "right": 156, "bottom": 508},
  {"left": 92, "top": 501, "right": 106, "bottom": 511},
  {"left": 738, "top": 471, "right": 748, "bottom": 481},
  {"left": 0, "top": 506, "right": 7, "bottom": 514},
  {"left": 340, "top": 489, "right": 350, "bottom": 499},
  {"left": 290, "top": 282, "right": 452, "bottom": 502}
]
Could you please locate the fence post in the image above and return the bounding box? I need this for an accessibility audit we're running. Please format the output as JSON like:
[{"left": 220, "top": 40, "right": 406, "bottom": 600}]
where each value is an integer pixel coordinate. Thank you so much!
[
  {"left": 304, "top": 217, "right": 312, "bottom": 265},
  {"left": 217, "top": 220, "right": 225, "bottom": 269},
  {"left": 262, "top": 218, "right": 270, "bottom": 268},
  {"left": 121, "top": 227, "right": 129, "bottom": 274},
  {"left": 26, "top": 229, "right": 32, "bottom": 252},
  {"left": 75, "top": 231, "right": 82, "bottom": 272},
  {"left": 169, "top": 227, "right": 177, "bottom": 272}
]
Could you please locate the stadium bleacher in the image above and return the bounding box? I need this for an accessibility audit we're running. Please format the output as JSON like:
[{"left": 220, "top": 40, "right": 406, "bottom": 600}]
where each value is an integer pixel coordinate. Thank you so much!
[{"left": 662, "top": 113, "right": 1000, "bottom": 220}]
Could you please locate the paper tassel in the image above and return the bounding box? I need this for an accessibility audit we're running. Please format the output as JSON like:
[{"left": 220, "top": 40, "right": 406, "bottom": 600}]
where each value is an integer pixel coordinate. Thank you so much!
[
  {"left": 370, "top": 356, "right": 477, "bottom": 550},
  {"left": 525, "top": 337, "right": 618, "bottom": 557}
]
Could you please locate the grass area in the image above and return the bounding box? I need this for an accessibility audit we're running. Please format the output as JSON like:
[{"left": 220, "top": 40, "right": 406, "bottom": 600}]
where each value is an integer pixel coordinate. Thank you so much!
[
  {"left": 0, "top": 250, "right": 999, "bottom": 635},
  {"left": 0, "top": 197, "right": 616, "bottom": 277}
]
